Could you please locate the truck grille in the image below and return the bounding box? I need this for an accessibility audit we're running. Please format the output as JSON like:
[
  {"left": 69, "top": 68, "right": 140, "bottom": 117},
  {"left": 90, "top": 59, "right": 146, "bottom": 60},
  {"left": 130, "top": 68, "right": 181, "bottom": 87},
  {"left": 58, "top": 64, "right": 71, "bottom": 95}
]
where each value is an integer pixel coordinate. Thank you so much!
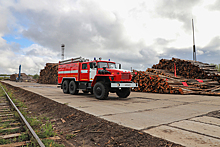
[{"left": 121, "top": 73, "right": 130, "bottom": 80}]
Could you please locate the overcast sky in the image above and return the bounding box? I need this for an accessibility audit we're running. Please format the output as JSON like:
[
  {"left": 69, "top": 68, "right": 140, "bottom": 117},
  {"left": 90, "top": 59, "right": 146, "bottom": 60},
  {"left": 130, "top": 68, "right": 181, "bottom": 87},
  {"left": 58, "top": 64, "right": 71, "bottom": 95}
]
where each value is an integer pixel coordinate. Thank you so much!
[{"left": 0, "top": 0, "right": 220, "bottom": 74}]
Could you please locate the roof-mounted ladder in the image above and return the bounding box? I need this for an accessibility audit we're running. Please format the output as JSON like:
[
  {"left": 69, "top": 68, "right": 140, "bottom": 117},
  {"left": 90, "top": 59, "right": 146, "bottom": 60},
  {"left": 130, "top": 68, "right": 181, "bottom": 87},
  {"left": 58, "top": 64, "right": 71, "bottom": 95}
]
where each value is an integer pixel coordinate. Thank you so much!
[{"left": 59, "top": 57, "right": 89, "bottom": 64}]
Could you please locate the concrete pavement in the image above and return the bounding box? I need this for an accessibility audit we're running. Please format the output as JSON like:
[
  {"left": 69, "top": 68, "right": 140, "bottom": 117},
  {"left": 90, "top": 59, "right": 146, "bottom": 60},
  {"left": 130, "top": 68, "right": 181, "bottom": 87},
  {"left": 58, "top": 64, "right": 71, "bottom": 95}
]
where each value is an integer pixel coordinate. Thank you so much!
[{"left": 3, "top": 81, "right": 220, "bottom": 147}]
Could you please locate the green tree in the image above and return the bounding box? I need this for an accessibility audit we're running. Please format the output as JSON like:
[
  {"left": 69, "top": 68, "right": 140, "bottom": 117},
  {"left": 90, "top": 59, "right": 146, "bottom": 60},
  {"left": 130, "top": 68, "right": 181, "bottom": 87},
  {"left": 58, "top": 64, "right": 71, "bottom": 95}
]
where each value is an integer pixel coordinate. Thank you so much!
[
  {"left": 33, "top": 74, "right": 39, "bottom": 79},
  {"left": 210, "top": 63, "right": 220, "bottom": 72}
]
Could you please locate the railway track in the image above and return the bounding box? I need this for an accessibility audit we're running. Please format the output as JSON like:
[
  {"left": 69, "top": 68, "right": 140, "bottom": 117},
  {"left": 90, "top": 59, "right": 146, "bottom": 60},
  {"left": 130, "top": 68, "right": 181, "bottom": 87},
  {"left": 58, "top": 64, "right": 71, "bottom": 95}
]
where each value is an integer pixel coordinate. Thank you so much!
[{"left": 0, "top": 85, "right": 45, "bottom": 147}]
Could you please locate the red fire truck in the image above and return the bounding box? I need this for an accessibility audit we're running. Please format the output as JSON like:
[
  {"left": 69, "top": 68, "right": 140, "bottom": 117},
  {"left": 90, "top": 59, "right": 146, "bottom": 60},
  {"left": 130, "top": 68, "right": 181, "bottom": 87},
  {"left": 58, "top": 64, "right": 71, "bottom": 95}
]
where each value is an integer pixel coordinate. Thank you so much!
[{"left": 58, "top": 57, "right": 138, "bottom": 99}]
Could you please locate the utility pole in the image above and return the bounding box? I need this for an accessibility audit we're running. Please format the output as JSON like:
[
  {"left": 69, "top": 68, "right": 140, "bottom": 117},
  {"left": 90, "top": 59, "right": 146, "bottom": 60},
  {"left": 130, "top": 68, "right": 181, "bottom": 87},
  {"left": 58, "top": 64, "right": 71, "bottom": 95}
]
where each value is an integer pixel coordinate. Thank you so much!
[
  {"left": 61, "top": 44, "right": 65, "bottom": 60},
  {"left": 192, "top": 19, "right": 196, "bottom": 61}
]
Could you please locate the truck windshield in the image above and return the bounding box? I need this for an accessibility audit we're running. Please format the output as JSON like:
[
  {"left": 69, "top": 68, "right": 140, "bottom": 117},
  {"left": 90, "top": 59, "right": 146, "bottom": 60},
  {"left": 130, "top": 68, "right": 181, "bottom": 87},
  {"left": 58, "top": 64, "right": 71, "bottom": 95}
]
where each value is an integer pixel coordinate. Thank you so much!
[
  {"left": 97, "top": 62, "right": 116, "bottom": 69},
  {"left": 108, "top": 63, "right": 116, "bottom": 69},
  {"left": 98, "top": 62, "right": 108, "bottom": 68}
]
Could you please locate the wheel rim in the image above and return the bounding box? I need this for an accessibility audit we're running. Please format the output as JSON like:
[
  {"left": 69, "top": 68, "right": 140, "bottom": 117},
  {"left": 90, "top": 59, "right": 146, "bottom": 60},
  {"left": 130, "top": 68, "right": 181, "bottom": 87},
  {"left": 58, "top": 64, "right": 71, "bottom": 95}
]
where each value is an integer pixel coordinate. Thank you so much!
[{"left": 96, "top": 86, "right": 102, "bottom": 96}]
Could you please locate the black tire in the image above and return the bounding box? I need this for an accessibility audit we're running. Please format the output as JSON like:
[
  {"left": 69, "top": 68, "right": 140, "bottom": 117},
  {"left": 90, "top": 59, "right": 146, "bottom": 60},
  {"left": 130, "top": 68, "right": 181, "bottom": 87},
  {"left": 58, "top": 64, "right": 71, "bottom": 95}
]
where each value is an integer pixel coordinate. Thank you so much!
[
  {"left": 69, "top": 80, "right": 78, "bottom": 95},
  {"left": 116, "top": 88, "right": 131, "bottom": 98},
  {"left": 63, "top": 80, "right": 69, "bottom": 94},
  {"left": 93, "top": 82, "right": 109, "bottom": 100}
]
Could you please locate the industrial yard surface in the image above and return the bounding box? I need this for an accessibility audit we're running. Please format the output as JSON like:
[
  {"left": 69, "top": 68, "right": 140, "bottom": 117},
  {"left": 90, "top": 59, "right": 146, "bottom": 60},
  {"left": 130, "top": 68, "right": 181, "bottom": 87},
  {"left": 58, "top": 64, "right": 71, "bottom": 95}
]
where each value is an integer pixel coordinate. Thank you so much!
[{"left": 2, "top": 81, "right": 220, "bottom": 147}]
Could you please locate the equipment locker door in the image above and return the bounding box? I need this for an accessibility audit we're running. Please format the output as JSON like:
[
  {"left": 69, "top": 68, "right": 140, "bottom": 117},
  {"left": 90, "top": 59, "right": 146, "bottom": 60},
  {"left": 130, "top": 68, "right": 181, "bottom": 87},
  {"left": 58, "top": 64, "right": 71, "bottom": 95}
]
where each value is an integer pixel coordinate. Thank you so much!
[{"left": 80, "top": 63, "right": 89, "bottom": 81}]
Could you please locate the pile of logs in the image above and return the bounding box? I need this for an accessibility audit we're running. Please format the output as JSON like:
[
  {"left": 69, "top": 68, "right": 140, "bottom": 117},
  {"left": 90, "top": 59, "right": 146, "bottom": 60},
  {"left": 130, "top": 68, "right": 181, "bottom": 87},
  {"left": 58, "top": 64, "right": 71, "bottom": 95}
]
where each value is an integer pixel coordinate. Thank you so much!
[
  {"left": 152, "top": 58, "right": 210, "bottom": 79},
  {"left": 10, "top": 73, "right": 28, "bottom": 81},
  {"left": 38, "top": 63, "right": 58, "bottom": 84},
  {"left": 152, "top": 58, "right": 220, "bottom": 83},
  {"left": 132, "top": 58, "right": 220, "bottom": 96},
  {"left": 132, "top": 71, "right": 183, "bottom": 94},
  {"left": 190, "top": 60, "right": 220, "bottom": 83},
  {"left": 132, "top": 68, "right": 220, "bottom": 96}
]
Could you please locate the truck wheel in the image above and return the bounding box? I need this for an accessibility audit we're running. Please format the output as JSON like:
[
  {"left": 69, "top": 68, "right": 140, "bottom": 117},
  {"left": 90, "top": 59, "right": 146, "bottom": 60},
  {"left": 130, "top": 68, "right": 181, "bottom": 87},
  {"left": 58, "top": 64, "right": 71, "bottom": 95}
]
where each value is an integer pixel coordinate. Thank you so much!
[
  {"left": 93, "top": 82, "right": 109, "bottom": 100},
  {"left": 116, "top": 88, "right": 131, "bottom": 98},
  {"left": 63, "top": 80, "right": 69, "bottom": 94},
  {"left": 69, "top": 80, "right": 79, "bottom": 95}
]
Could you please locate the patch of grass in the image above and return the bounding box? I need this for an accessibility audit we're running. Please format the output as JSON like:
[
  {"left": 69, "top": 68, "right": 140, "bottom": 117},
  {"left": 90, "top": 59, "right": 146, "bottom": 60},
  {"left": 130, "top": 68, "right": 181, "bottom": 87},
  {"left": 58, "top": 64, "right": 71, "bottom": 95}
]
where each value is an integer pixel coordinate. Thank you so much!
[
  {"left": 17, "top": 133, "right": 29, "bottom": 142},
  {"left": 37, "top": 122, "right": 57, "bottom": 138},
  {"left": 0, "top": 87, "right": 5, "bottom": 97},
  {"left": 0, "top": 138, "right": 10, "bottom": 145},
  {"left": 42, "top": 116, "right": 50, "bottom": 121},
  {"left": 26, "top": 116, "right": 42, "bottom": 128},
  {"left": 0, "top": 83, "right": 65, "bottom": 146},
  {"left": 66, "top": 134, "right": 76, "bottom": 140},
  {"left": 0, "top": 121, "right": 10, "bottom": 129},
  {"left": 0, "top": 77, "right": 10, "bottom": 80},
  {"left": 0, "top": 127, "right": 20, "bottom": 134},
  {"left": 12, "top": 137, "right": 17, "bottom": 142},
  {"left": 42, "top": 139, "right": 65, "bottom": 147}
]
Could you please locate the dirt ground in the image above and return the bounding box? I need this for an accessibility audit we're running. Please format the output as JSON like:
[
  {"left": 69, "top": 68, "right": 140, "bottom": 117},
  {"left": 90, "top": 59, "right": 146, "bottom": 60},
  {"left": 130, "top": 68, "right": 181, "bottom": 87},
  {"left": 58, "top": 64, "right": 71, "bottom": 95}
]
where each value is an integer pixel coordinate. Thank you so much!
[{"left": 1, "top": 82, "right": 186, "bottom": 147}]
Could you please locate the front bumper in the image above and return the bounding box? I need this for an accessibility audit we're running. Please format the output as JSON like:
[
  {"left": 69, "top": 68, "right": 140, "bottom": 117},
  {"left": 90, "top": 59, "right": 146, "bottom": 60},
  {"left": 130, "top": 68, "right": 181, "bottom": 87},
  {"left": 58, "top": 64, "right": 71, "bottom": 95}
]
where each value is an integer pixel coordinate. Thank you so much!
[{"left": 111, "top": 82, "right": 138, "bottom": 88}]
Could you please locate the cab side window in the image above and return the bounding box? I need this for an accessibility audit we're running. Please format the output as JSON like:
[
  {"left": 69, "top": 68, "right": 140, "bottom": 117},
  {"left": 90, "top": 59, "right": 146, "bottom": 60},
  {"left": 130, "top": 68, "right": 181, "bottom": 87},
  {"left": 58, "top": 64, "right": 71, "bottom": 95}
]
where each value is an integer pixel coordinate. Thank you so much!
[{"left": 82, "top": 63, "right": 87, "bottom": 69}]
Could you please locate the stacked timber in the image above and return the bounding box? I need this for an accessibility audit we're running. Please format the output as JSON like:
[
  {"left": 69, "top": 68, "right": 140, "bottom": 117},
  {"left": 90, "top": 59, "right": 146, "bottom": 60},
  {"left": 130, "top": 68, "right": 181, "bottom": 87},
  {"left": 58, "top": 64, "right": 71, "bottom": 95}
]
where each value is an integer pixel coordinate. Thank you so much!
[
  {"left": 132, "top": 57, "right": 220, "bottom": 96},
  {"left": 10, "top": 74, "right": 18, "bottom": 81},
  {"left": 132, "top": 68, "right": 220, "bottom": 96},
  {"left": 10, "top": 73, "right": 28, "bottom": 81},
  {"left": 152, "top": 58, "right": 220, "bottom": 82},
  {"left": 189, "top": 60, "right": 220, "bottom": 83},
  {"left": 38, "top": 63, "right": 58, "bottom": 84},
  {"left": 132, "top": 71, "right": 183, "bottom": 94},
  {"left": 152, "top": 58, "right": 209, "bottom": 79}
]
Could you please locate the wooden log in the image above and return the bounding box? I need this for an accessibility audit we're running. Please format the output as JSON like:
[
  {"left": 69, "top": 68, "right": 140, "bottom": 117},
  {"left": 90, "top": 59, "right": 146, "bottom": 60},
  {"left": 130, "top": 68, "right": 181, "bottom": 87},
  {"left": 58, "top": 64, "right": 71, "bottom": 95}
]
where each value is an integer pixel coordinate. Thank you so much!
[{"left": 38, "top": 63, "right": 58, "bottom": 84}]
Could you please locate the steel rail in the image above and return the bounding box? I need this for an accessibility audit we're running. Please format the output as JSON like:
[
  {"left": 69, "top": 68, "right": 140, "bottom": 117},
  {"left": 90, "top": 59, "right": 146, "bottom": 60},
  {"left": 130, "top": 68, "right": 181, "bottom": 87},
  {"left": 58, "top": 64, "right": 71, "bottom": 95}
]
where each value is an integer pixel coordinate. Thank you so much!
[{"left": 0, "top": 85, "right": 45, "bottom": 147}]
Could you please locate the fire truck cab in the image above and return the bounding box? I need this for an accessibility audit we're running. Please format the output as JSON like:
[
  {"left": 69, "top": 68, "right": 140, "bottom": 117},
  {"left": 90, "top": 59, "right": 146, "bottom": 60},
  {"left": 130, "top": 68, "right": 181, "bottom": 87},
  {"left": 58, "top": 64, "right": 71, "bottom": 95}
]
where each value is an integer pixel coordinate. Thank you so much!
[{"left": 58, "top": 57, "right": 138, "bottom": 100}]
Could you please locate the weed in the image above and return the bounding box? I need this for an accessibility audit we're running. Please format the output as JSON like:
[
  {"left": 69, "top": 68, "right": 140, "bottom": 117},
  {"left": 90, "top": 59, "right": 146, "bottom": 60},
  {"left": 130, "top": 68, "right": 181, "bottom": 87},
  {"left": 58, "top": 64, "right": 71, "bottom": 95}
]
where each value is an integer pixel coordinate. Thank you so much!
[
  {"left": 0, "top": 138, "right": 10, "bottom": 144},
  {"left": 26, "top": 117, "right": 42, "bottom": 128},
  {"left": 43, "top": 116, "right": 50, "bottom": 121},
  {"left": 0, "top": 83, "right": 64, "bottom": 147},
  {"left": 0, "top": 127, "right": 20, "bottom": 134},
  {"left": 12, "top": 137, "right": 17, "bottom": 142},
  {"left": 42, "top": 139, "right": 65, "bottom": 147},
  {"left": 17, "top": 133, "right": 28, "bottom": 142},
  {"left": 66, "top": 134, "right": 76, "bottom": 140},
  {"left": 37, "top": 122, "right": 56, "bottom": 138}
]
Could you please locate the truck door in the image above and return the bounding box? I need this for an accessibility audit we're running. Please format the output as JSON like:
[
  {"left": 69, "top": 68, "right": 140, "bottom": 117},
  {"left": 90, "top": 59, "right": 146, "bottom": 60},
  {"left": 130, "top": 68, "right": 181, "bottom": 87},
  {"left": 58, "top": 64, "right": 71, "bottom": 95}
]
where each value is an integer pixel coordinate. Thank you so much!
[
  {"left": 80, "top": 63, "right": 89, "bottom": 81},
  {"left": 89, "top": 62, "right": 96, "bottom": 81}
]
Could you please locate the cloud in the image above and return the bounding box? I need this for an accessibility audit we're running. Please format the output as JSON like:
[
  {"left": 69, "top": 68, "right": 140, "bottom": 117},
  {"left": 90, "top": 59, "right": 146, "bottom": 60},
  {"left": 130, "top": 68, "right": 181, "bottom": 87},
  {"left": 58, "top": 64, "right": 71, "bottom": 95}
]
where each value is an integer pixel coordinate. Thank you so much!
[
  {"left": 154, "top": 0, "right": 203, "bottom": 32},
  {"left": 0, "top": 43, "right": 59, "bottom": 74},
  {"left": 0, "top": 0, "right": 220, "bottom": 75},
  {"left": 208, "top": 0, "right": 220, "bottom": 11}
]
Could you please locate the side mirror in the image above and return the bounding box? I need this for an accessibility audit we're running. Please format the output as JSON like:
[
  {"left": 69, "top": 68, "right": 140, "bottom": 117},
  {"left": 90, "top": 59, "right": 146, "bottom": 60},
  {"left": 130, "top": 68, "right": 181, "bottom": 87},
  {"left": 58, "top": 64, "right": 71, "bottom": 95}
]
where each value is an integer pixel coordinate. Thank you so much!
[{"left": 119, "top": 64, "right": 121, "bottom": 69}]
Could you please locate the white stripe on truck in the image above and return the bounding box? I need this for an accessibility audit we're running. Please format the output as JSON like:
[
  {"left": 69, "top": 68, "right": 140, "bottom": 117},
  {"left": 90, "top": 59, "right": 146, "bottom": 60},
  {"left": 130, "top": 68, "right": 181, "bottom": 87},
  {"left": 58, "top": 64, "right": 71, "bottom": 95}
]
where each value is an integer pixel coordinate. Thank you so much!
[{"left": 58, "top": 70, "right": 78, "bottom": 74}]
